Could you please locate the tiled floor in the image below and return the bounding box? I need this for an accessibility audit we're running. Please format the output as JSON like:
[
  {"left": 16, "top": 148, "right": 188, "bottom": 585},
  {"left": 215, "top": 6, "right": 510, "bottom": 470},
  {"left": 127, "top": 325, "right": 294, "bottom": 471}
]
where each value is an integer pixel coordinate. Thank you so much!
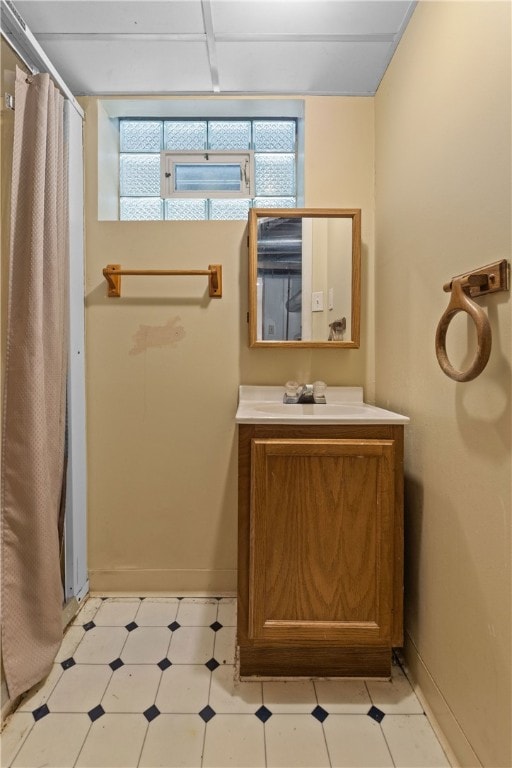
[{"left": 2, "top": 597, "right": 452, "bottom": 768}]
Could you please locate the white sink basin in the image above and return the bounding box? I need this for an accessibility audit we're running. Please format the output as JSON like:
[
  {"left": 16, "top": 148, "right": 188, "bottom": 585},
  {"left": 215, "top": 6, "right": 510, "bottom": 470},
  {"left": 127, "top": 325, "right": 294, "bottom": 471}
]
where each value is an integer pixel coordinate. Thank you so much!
[{"left": 236, "top": 386, "right": 409, "bottom": 425}]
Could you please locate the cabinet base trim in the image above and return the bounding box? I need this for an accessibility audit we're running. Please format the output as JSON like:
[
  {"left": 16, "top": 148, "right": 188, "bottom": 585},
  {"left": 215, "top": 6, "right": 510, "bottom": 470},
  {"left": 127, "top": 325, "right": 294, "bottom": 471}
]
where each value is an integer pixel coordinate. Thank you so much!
[{"left": 239, "top": 645, "right": 391, "bottom": 678}]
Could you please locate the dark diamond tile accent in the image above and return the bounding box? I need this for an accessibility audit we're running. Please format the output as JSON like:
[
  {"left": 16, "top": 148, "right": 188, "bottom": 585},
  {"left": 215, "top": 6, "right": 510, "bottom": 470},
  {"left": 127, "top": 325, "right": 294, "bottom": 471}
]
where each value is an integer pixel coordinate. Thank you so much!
[
  {"left": 205, "top": 658, "right": 220, "bottom": 672},
  {"left": 32, "top": 704, "right": 50, "bottom": 721},
  {"left": 254, "top": 705, "right": 272, "bottom": 723},
  {"left": 83, "top": 621, "right": 96, "bottom": 631},
  {"left": 311, "top": 705, "right": 329, "bottom": 723},
  {"left": 125, "top": 621, "right": 138, "bottom": 632},
  {"left": 158, "top": 658, "right": 172, "bottom": 671},
  {"left": 109, "top": 658, "right": 124, "bottom": 671},
  {"left": 61, "top": 657, "right": 76, "bottom": 670},
  {"left": 144, "top": 705, "right": 160, "bottom": 722},
  {"left": 210, "top": 621, "right": 223, "bottom": 632},
  {"left": 367, "top": 705, "right": 385, "bottom": 723},
  {"left": 198, "top": 705, "right": 216, "bottom": 723},
  {"left": 101, "top": 597, "right": 108, "bottom": 600},
  {"left": 177, "top": 596, "right": 184, "bottom": 600},
  {"left": 168, "top": 621, "right": 181, "bottom": 632},
  {"left": 88, "top": 704, "right": 105, "bottom": 722}
]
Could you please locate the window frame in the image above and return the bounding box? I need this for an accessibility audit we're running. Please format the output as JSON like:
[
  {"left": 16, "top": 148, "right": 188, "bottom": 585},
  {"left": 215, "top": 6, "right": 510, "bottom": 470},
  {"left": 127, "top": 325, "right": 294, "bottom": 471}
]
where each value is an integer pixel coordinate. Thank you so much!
[{"left": 160, "top": 150, "right": 255, "bottom": 199}]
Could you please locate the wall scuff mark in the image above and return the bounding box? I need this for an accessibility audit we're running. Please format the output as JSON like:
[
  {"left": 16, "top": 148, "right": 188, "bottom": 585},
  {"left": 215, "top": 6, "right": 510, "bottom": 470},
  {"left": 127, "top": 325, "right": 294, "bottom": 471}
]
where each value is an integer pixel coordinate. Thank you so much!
[{"left": 129, "top": 316, "right": 185, "bottom": 355}]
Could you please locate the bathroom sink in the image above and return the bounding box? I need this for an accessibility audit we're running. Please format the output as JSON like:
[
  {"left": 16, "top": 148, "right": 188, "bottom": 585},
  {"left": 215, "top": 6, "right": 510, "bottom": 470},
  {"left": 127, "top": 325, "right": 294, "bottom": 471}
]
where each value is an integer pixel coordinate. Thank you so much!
[{"left": 236, "top": 386, "right": 409, "bottom": 425}]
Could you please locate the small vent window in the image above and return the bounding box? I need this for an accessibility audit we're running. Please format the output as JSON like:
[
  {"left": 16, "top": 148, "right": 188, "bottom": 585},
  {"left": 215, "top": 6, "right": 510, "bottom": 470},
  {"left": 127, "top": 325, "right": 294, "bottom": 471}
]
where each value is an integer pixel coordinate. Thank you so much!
[{"left": 161, "top": 151, "right": 254, "bottom": 198}]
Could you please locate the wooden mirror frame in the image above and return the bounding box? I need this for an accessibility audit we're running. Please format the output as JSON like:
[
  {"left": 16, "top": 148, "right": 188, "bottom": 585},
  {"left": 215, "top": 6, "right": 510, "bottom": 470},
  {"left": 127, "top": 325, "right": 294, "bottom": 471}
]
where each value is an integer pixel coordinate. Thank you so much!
[{"left": 248, "top": 207, "right": 361, "bottom": 348}]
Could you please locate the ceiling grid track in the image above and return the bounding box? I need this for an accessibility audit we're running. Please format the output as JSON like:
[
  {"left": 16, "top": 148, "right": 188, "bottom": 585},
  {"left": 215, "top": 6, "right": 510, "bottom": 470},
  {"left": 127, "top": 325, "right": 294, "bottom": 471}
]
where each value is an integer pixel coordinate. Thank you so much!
[{"left": 201, "top": 0, "right": 220, "bottom": 94}]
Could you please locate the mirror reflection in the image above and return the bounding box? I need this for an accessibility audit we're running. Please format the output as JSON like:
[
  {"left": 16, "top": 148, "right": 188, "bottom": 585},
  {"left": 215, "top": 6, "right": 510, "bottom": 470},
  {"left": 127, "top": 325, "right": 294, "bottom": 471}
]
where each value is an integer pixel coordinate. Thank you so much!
[{"left": 248, "top": 208, "right": 361, "bottom": 348}]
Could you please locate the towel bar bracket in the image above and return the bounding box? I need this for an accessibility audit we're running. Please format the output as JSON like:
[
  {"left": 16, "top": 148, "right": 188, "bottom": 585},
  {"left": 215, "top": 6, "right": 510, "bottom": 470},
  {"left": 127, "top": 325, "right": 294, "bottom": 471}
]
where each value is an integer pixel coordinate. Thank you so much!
[
  {"left": 104, "top": 264, "right": 121, "bottom": 297},
  {"left": 442, "top": 259, "right": 509, "bottom": 297}
]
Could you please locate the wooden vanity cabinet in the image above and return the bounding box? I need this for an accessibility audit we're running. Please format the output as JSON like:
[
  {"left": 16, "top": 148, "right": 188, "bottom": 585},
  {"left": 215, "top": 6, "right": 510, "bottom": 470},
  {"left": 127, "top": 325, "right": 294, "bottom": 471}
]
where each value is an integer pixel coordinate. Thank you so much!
[{"left": 237, "top": 423, "right": 404, "bottom": 678}]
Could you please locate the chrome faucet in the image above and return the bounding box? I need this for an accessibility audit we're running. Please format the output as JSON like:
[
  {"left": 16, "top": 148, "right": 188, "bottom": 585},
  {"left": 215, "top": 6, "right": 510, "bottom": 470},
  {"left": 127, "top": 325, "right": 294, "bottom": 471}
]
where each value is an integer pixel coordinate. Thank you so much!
[{"left": 283, "top": 381, "right": 327, "bottom": 404}]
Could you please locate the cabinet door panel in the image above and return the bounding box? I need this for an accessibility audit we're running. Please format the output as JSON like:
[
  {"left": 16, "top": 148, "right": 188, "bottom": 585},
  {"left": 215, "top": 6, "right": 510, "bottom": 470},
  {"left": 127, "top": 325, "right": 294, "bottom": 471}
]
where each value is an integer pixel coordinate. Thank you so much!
[{"left": 249, "top": 439, "right": 394, "bottom": 644}]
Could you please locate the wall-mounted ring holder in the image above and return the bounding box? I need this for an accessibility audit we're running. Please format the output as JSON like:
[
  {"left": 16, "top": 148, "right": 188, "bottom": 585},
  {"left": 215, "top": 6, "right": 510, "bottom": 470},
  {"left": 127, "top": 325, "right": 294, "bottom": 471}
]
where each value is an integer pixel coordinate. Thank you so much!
[{"left": 435, "top": 259, "right": 509, "bottom": 382}]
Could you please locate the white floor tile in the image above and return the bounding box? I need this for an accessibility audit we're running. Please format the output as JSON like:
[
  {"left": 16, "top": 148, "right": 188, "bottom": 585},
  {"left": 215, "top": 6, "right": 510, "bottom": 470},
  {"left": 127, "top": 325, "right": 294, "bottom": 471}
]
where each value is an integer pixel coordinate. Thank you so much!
[
  {"left": 265, "top": 714, "right": 330, "bottom": 767},
  {"left": 73, "top": 626, "right": 128, "bottom": 664},
  {"left": 93, "top": 598, "right": 141, "bottom": 626},
  {"left": 209, "top": 665, "right": 262, "bottom": 713},
  {"left": 366, "top": 674, "right": 424, "bottom": 713},
  {"left": 55, "top": 625, "right": 85, "bottom": 662},
  {"left": 5, "top": 597, "right": 455, "bottom": 768},
  {"left": 381, "top": 714, "right": 451, "bottom": 767},
  {"left": 101, "top": 664, "right": 162, "bottom": 712},
  {"left": 75, "top": 713, "right": 147, "bottom": 767},
  {"left": 139, "top": 714, "right": 205, "bottom": 767},
  {"left": 217, "top": 598, "right": 237, "bottom": 626},
  {"left": 323, "top": 714, "right": 394, "bottom": 767},
  {"left": 176, "top": 598, "right": 218, "bottom": 626},
  {"left": 213, "top": 626, "right": 237, "bottom": 665},
  {"left": 155, "top": 664, "right": 212, "bottom": 713},
  {"left": 47, "top": 664, "right": 112, "bottom": 712},
  {"left": 121, "top": 627, "right": 172, "bottom": 664},
  {"left": 314, "top": 679, "right": 371, "bottom": 714},
  {"left": 263, "top": 679, "right": 318, "bottom": 713},
  {"left": 72, "top": 597, "right": 103, "bottom": 625},
  {"left": 202, "top": 714, "right": 265, "bottom": 767},
  {"left": 17, "top": 664, "right": 64, "bottom": 712},
  {"left": 135, "top": 598, "right": 179, "bottom": 626},
  {"left": 0, "top": 712, "right": 35, "bottom": 767},
  {"left": 11, "top": 713, "right": 90, "bottom": 767},
  {"left": 168, "top": 626, "right": 215, "bottom": 664}
]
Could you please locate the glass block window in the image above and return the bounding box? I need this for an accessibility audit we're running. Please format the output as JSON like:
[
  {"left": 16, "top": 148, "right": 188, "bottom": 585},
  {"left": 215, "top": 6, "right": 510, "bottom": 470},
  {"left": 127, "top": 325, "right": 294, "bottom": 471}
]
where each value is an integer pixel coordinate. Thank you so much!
[
  {"left": 164, "top": 121, "right": 207, "bottom": 151},
  {"left": 119, "top": 118, "right": 297, "bottom": 221},
  {"left": 208, "top": 120, "right": 251, "bottom": 151},
  {"left": 120, "top": 120, "right": 162, "bottom": 153},
  {"left": 253, "top": 120, "right": 295, "bottom": 152},
  {"left": 210, "top": 199, "right": 251, "bottom": 221},
  {"left": 164, "top": 199, "right": 208, "bottom": 221},
  {"left": 120, "top": 154, "right": 160, "bottom": 196},
  {"left": 255, "top": 154, "right": 296, "bottom": 197}
]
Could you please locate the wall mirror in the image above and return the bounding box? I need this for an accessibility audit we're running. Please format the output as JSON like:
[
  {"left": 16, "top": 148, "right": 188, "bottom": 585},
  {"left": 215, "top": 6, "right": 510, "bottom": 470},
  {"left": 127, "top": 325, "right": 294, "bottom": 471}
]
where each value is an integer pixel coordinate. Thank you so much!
[{"left": 248, "top": 208, "right": 361, "bottom": 348}]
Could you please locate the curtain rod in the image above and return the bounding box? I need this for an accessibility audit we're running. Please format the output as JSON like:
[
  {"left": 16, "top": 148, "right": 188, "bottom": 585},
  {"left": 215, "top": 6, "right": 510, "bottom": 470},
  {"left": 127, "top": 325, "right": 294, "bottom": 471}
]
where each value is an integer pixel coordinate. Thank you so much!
[{"left": 1, "top": 0, "right": 84, "bottom": 119}]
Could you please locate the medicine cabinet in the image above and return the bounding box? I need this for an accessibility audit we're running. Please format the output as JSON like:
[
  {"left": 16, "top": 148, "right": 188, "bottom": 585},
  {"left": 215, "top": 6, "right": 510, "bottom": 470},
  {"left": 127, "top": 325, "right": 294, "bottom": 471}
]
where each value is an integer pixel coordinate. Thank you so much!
[{"left": 248, "top": 208, "right": 361, "bottom": 348}]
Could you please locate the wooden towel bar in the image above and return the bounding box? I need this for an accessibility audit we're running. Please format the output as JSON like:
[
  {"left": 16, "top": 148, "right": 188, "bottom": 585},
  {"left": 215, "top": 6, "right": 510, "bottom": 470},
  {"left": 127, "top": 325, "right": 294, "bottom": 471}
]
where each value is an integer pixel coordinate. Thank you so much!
[{"left": 102, "top": 264, "right": 222, "bottom": 298}]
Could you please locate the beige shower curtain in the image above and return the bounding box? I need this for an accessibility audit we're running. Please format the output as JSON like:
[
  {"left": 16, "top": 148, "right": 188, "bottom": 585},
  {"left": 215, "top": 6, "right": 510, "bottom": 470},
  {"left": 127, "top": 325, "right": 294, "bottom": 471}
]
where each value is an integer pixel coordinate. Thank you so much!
[{"left": 1, "top": 67, "right": 68, "bottom": 700}]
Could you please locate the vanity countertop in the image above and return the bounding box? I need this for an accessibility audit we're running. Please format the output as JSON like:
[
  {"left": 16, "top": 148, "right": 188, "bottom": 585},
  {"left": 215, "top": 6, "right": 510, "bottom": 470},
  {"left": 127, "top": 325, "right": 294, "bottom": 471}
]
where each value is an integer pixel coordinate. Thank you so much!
[{"left": 235, "top": 386, "right": 410, "bottom": 425}]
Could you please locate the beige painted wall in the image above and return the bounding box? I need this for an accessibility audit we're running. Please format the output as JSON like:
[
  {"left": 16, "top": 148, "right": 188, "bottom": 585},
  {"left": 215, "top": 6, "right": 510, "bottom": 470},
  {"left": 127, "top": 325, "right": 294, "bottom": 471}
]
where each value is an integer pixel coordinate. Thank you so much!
[
  {"left": 375, "top": 3, "right": 511, "bottom": 767},
  {"left": 83, "top": 96, "right": 375, "bottom": 593}
]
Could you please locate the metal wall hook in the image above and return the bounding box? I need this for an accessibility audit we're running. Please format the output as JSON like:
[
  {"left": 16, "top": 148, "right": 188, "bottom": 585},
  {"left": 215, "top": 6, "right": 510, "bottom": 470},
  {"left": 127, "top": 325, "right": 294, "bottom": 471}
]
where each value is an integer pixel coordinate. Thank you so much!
[{"left": 435, "top": 260, "right": 509, "bottom": 382}]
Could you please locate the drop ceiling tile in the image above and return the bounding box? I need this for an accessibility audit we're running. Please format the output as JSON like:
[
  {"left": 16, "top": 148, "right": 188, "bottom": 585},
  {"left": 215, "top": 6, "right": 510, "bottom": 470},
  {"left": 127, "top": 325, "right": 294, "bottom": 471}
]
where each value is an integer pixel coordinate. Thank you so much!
[
  {"left": 32, "top": 39, "right": 213, "bottom": 94},
  {"left": 217, "top": 41, "right": 394, "bottom": 94},
  {"left": 15, "top": 1, "right": 205, "bottom": 34},
  {"left": 211, "top": 0, "right": 413, "bottom": 36}
]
